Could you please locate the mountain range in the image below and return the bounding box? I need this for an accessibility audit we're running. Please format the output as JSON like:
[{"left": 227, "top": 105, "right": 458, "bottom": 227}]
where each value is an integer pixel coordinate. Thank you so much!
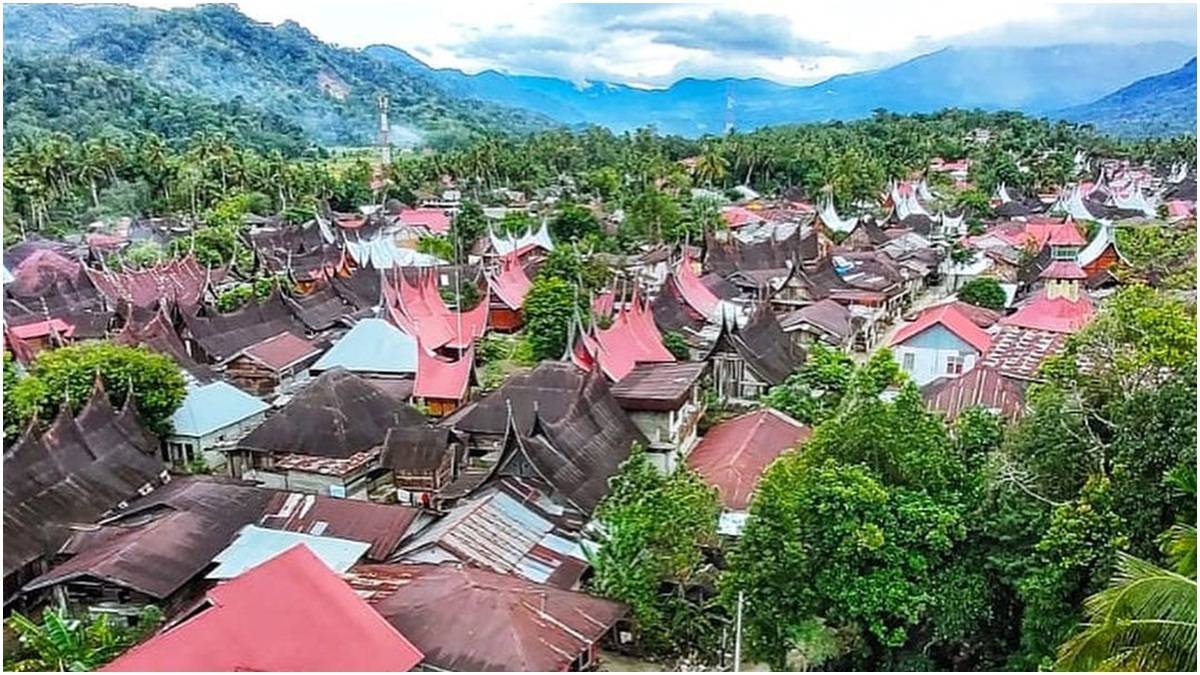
[
  {"left": 3, "top": 3, "right": 1196, "bottom": 145},
  {"left": 370, "top": 42, "right": 1197, "bottom": 136},
  {"left": 1058, "top": 58, "right": 1197, "bottom": 138}
]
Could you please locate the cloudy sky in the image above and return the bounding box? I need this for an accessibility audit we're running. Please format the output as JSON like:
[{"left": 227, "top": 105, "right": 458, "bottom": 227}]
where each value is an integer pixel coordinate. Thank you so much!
[{"left": 139, "top": 1, "right": 1195, "bottom": 87}]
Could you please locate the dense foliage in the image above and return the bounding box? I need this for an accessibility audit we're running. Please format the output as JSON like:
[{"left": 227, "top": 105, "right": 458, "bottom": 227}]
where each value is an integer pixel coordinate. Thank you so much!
[
  {"left": 4, "top": 342, "right": 187, "bottom": 438},
  {"left": 3, "top": 3, "right": 551, "bottom": 148},
  {"left": 957, "top": 277, "right": 1008, "bottom": 310},
  {"left": 590, "top": 448, "right": 722, "bottom": 658},
  {"left": 4, "top": 606, "right": 161, "bottom": 672}
]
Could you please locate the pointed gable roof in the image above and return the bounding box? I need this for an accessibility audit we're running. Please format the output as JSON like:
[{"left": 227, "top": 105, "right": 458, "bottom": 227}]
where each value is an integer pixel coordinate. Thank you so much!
[
  {"left": 413, "top": 343, "right": 475, "bottom": 401},
  {"left": 238, "top": 368, "right": 426, "bottom": 458},
  {"left": 576, "top": 292, "right": 675, "bottom": 382},
  {"left": 499, "top": 368, "right": 645, "bottom": 514},
  {"left": 4, "top": 384, "right": 167, "bottom": 580},
  {"left": 103, "top": 546, "right": 423, "bottom": 672},
  {"left": 487, "top": 252, "right": 533, "bottom": 310},
  {"left": 890, "top": 303, "right": 994, "bottom": 354},
  {"left": 709, "top": 306, "right": 798, "bottom": 386}
]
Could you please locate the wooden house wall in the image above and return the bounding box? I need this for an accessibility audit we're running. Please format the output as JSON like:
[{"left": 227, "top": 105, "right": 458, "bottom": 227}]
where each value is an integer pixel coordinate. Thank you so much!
[{"left": 488, "top": 306, "right": 523, "bottom": 332}]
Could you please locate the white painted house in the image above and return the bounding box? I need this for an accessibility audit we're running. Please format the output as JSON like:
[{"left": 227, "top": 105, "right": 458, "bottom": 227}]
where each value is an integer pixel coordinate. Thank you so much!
[{"left": 889, "top": 303, "right": 996, "bottom": 386}]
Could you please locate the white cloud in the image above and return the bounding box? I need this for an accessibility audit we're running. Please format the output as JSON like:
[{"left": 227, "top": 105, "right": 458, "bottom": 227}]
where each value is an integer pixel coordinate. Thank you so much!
[{"left": 134, "top": 1, "right": 1197, "bottom": 86}]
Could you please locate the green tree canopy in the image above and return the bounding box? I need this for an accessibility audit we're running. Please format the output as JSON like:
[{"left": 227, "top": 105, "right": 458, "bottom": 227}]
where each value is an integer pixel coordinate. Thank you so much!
[
  {"left": 4, "top": 341, "right": 187, "bottom": 438},
  {"left": 957, "top": 277, "right": 1008, "bottom": 310}
]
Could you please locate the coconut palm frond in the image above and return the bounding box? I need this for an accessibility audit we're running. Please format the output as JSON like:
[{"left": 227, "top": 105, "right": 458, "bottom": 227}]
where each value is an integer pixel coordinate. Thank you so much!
[
  {"left": 1056, "top": 551, "right": 1198, "bottom": 672},
  {"left": 1162, "top": 524, "right": 1197, "bottom": 577}
]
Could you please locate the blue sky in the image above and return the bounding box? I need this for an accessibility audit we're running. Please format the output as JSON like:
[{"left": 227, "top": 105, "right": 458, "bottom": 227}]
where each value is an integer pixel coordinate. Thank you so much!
[{"left": 136, "top": 1, "right": 1197, "bottom": 86}]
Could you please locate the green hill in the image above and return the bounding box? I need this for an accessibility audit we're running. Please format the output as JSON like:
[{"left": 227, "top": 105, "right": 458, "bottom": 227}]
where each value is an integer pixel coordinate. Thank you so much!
[
  {"left": 3, "top": 3, "right": 554, "bottom": 147},
  {"left": 3, "top": 56, "right": 310, "bottom": 152},
  {"left": 1058, "top": 58, "right": 1196, "bottom": 138}
]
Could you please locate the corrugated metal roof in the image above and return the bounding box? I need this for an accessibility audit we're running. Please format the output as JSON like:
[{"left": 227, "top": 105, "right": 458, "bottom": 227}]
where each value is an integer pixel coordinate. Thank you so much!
[
  {"left": 311, "top": 318, "right": 417, "bottom": 375},
  {"left": 102, "top": 546, "right": 423, "bottom": 672},
  {"left": 399, "top": 480, "right": 588, "bottom": 588},
  {"left": 169, "top": 381, "right": 269, "bottom": 438},
  {"left": 206, "top": 525, "right": 370, "bottom": 579},
  {"left": 347, "top": 563, "right": 625, "bottom": 672}
]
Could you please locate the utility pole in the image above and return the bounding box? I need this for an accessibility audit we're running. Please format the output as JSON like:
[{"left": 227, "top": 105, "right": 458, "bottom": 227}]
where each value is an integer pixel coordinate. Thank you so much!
[
  {"left": 724, "top": 82, "right": 736, "bottom": 134},
  {"left": 733, "top": 590, "right": 744, "bottom": 672},
  {"left": 377, "top": 93, "right": 391, "bottom": 165}
]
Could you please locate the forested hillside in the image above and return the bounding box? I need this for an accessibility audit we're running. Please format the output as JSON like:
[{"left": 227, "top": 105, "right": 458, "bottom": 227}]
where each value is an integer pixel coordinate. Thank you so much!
[
  {"left": 4, "top": 57, "right": 310, "bottom": 152},
  {"left": 1060, "top": 58, "right": 1197, "bottom": 138},
  {"left": 2, "top": 3, "right": 553, "bottom": 147}
]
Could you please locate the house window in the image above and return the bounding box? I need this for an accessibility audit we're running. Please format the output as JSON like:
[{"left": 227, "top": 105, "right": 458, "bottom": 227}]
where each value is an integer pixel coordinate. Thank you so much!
[
  {"left": 946, "top": 354, "right": 965, "bottom": 375},
  {"left": 902, "top": 352, "right": 916, "bottom": 372}
]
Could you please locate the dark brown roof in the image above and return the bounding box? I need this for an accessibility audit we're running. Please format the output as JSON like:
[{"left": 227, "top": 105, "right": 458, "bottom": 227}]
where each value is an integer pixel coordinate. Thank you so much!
[
  {"left": 449, "top": 361, "right": 587, "bottom": 437},
  {"left": 4, "top": 385, "right": 167, "bottom": 582},
  {"left": 500, "top": 369, "right": 645, "bottom": 514},
  {"left": 650, "top": 274, "right": 708, "bottom": 334},
  {"left": 240, "top": 331, "right": 322, "bottom": 372},
  {"left": 238, "top": 368, "right": 427, "bottom": 458},
  {"left": 921, "top": 366, "right": 1030, "bottom": 421},
  {"left": 348, "top": 563, "right": 626, "bottom": 672},
  {"left": 610, "top": 361, "right": 707, "bottom": 412},
  {"left": 114, "top": 310, "right": 215, "bottom": 382},
  {"left": 329, "top": 270, "right": 383, "bottom": 311},
  {"left": 257, "top": 492, "right": 421, "bottom": 561},
  {"left": 779, "top": 298, "right": 853, "bottom": 344},
  {"left": 283, "top": 284, "right": 360, "bottom": 332},
  {"left": 22, "top": 477, "right": 273, "bottom": 599},
  {"left": 704, "top": 227, "right": 811, "bottom": 275},
  {"left": 379, "top": 426, "right": 455, "bottom": 474},
  {"left": 712, "top": 308, "right": 798, "bottom": 386},
  {"left": 180, "top": 292, "right": 310, "bottom": 363}
]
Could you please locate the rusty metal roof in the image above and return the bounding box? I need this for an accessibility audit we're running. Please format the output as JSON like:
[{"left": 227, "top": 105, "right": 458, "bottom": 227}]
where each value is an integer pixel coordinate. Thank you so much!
[
  {"left": 347, "top": 563, "right": 626, "bottom": 672},
  {"left": 259, "top": 492, "right": 421, "bottom": 561},
  {"left": 22, "top": 477, "right": 276, "bottom": 599},
  {"left": 610, "top": 361, "right": 707, "bottom": 412},
  {"left": 398, "top": 478, "right": 587, "bottom": 588}
]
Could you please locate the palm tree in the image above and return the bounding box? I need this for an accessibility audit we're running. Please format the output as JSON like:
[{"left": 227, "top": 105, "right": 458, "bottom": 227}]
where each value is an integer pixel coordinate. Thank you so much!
[
  {"left": 5, "top": 607, "right": 129, "bottom": 671},
  {"left": 1056, "top": 472, "right": 1197, "bottom": 672},
  {"left": 693, "top": 143, "right": 729, "bottom": 188}
]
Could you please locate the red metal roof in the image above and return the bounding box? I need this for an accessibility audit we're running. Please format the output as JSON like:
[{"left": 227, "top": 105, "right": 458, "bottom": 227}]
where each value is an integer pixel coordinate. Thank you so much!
[
  {"left": 384, "top": 268, "right": 488, "bottom": 350},
  {"left": 103, "top": 545, "right": 423, "bottom": 672},
  {"left": 672, "top": 253, "right": 721, "bottom": 319},
  {"left": 922, "top": 365, "right": 1029, "bottom": 420},
  {"left": 414, "top": 342, "right": 474, "bottom": 401},
  {"left": 1045, "top": 222, "right": 1087, "bottom": 247},
  {"left": 86, "top": 254, "right": 215, "bottom": 309},
  {"left": 242, "top": 331, "right": 321, "bottom": 371},
  {"left": 720, "top": 206, "right": 764, "bottom": 229},
  {"left": 348, "top": 563, "right": 625, "bottom": 672},
  {"left": 8, "top": 317, "right": 74, "bottom": 340},
  {"left": 1002, "top": 289, "right": 1095, "bottom": 334},
  {"left": 579, "top": 292, "right": 675, "bottom": 381},
  {"left": 890, "top": 303, "right": 994, "bottom": 354},
  {"left": 395, "top": 207, "right": 451, "bottom": 234},
  {"left": 686, "top": 409, "right": 810, "bottom": 510},
  {"left": 1039, "top": 260, "right": 1088, "bottom": 280},
  {"left": 488, "top": 253, "right": 532, "bottom": 310},
  {"left": 258, "top": 493, "right": 421, "bottom": 561}
]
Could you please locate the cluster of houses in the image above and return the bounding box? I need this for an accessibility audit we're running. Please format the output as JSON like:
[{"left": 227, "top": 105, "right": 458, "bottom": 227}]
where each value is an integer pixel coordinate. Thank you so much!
[{"left": 3, "top": 154, "right": 1194, "bottom": 669}]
